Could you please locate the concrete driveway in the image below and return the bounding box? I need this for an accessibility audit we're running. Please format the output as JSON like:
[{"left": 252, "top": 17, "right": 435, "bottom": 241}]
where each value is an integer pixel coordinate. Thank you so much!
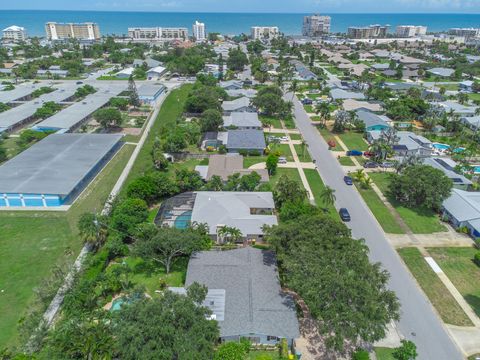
[{"left": 286, "top": 92, "right": 464, "bottom": 360}]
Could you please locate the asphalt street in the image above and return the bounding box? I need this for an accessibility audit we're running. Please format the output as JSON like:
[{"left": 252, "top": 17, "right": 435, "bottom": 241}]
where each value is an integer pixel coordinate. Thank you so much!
[{"left": 287, "top": 92, "right": 463, "bottom": 360}]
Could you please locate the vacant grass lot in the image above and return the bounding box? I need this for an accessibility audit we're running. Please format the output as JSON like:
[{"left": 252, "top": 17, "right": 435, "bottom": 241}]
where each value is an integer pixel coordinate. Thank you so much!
[
  {"left": 304, "top": 169, "right": 339, "bottom": 219},
  {"left": 0, "top": 144, "right": 135, "bottom": 348},
  {"left": 398, "top": 247, "right": 473, "bottom": 326},
  {"left": 429, "top": 247, "right": 480, "bottom": 318},
  {"left": 338, "top": 132, "right": 368, "bottom": 151},
  {"left": 369, "top": 172, "right": 447, "bottom": 234},
  {"left": 355, "top": 183, "right": 405, "bottom": 234},
  {"left": 294, "top": 144, "right": 312, "bottom": 162}
]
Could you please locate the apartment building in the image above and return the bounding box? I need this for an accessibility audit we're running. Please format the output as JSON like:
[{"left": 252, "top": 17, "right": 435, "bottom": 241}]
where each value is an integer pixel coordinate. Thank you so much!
[
  {"left": 448, "top": 28, "right": 480, "bottom": 39},
  {"left": 251, "top": 26, "right": 279, "bottom": 41},
  {"left": 192, "top": 21, "right": 206, "bottom": 41},
  {"left": 348, "top": 24, "right": 390, "bottom": 39},
  {"left": 127, "top": 27, "right": 188, "bottom": 42},
  {"left": 45, "top": 22, "right": 100, "bottom": 41},
  {"left": 2, "top": 25, "right": 27, "bottom": 42},
  {"left": 396, "top": 25, "right": 427, "bottom": 38},
  {"left": 302, "top": 14, "right": 331, "bottom": 37}
]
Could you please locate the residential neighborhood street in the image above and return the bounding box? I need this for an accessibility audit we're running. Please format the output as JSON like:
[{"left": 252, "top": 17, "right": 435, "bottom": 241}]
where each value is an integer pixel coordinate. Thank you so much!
[{"left": 286, "top": 92, "right": 464, "bottom": 360}]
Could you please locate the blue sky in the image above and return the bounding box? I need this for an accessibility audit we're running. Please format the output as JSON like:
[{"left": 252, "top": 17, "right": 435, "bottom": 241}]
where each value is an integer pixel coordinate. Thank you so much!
[{"left": 1, "top": 0, "right": 479, "bottom": 13}]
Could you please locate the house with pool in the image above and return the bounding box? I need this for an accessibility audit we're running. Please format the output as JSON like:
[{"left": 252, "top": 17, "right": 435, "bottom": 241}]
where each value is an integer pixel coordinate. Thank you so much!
[
  {"left": 155, "top": 191, "right": 278, "bottom": 243},
  {"left": 367, "top": 130, "right": 433, "bottom": 157},
  {"left": 356, "top": 109, "right": 391, "bottom": 132},
  {"left": 170, "top": 247, "right": 300, "bottom": 347}
]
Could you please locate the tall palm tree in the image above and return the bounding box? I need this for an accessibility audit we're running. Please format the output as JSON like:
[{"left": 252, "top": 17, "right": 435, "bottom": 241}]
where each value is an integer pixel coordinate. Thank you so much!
[
  {"left": 320, "top": 186, "right": 336, "bottom": 208},
  {"left": 217, "top": 226, "right": 243, "bottom": 244},
  {"left": 288, "top": 79, "right": 298, "bottom": 100},
  {"left": 315, "top": 102, "right": 330, "bottom": 128},
  {"left": 352, "top": 169, "right": 366, "bottom": 183},
  {"left": 78, "top": 212, "right": 108, "bottom": 250}
]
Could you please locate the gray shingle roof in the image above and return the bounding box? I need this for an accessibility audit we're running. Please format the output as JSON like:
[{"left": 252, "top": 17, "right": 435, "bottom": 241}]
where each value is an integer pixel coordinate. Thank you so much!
[
  {"left": 427, "top": 67, "right": 455, "bottom": 77},
  {"left": 443, "top": 188, "right": 480, "bottom": 222},
  {"left": 330, "top": 88, "right": 365, "bottom": 100},
  {"left": 423, "top": 157, "right": 472, "bottom": 186},
  {"left": 225, "top": 129, "right": 266, "bottom": 151},
  {"left": 222, "top": 97, "right": 252, "bottom": 112},
  {"left": 184, "top": 247, "right": 300, "bottom": 340},
  {"left": 223, "top": 112, "right": 262, "bottom": 128},
  {"left": 356, "top": 110, "right": 390, "bottom": 129}
]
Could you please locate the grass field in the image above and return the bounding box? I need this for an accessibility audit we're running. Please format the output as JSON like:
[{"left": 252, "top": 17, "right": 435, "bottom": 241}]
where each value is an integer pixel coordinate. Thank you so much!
[
  {"left": 260, "top": 115, "right": 282, "bottom": 129},
  {"left": 0, "top": 144, "right": 135, "bottom": 348},
  {"left": 469, "top": 93, "right": 480, "bottom": 102},
  {"left": 304, "top": 169, "right": 338, "bottom": 219},
  {"left": 337, "top": 132, "right": 368, "bottom": 151},
  {"left": 355, "top": 182, "right": 405, "bottom": 234},
  {"left": 375, "top": 347, "right": 395, "bottom": 360},
  {"left": 429, "top": 247, "right": 480, "bottom": 318},
  {"left": 338, "top": 156, "right": 355, "bottom": 166},
  {"left": 273, "top": 144, "right": 294, "bottom": 161},
  {"left": 398, "top": 247, "right": 473, "bottom": 326},
  {"left": 246, "top": 350, "right": 281, "bottom": 359},
  {"left": 124, "top": 84, "right": 193, "bottom": 185},
  {"left": 304, "top": 105, "right": 314, "bottom": 113},
  {"left": 294, "top": 144, "right": 312, "bottom": 162},
  {"left": 269, "top": 168, "right": 302, "bottom": 187},
  {"left": 318, "top": 128, "right": 344, "bottom": 151},
  {"left": 369, "top": 173, "right": 447, "bottom": 234},
  {"left": 289, "top": 133, "right": 302, "bottom": 141},
  {"left": 243, "top": 156, "right": 268, "bottom": 169}
]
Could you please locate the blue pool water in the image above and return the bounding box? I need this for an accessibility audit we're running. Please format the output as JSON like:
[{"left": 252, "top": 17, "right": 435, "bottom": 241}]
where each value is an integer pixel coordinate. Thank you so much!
[
  {"left": 474, "top": 166, "right": 480, "bottom": 174},
  {"left": 433, "top": 143, "right": 450, "bottom": 150},
  {"left": 174, "top": 211, "right": 192, "bottom": 229},
  {"left": 110, "top": 298, "right": 126, "bottom": 312}
]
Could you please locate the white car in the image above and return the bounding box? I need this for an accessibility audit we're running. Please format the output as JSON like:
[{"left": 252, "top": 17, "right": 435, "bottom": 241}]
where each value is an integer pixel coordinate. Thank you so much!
[
  {"left": 280, "top": 136, "right": 289, "bottom": 142},
  {"left": 278, "top": 156, "right": 288, "bottom": 164}
]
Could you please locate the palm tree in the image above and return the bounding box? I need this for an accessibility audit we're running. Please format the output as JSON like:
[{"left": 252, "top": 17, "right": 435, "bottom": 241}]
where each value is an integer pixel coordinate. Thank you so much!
[
  {"left": 315, "top": 102, "right": 330, "bottom": 128},
  {"left": 78, "top": 212, "right": 108, "bottom": 250},
  {"left": 320, "top": 186, "right": 336, "bottom": 208},
  {"left": 217, "top": 226, "right": 243, "bottom": 244},
  {"left": 288, "top": 79, "right": 298, "bottom": 100},
  {"left": 361, "top": 177, "right": 373, "bottom": 189},
  {"left": 300, "top": 139, "right": 307, "bottom": 159},
  {"left": 352, "top": 169, "right": 366, "bottom": 183}
]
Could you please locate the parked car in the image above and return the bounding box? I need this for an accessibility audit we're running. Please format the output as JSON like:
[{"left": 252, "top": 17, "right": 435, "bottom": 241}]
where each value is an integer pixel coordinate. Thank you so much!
[
  {"left": 363, "top": 151, "right": 374, "bottom": 157},
  {"left": 380, "top": 162, "right": 394, "bottom": 168},
  {"left": 278, "top": 157, "right": 287, "bottom": 164},
  {"left": 343, "top": 176, "right": 353, "bottom": 185},
  {"left": 364, "top": 161, "right": 378, "bottom": 168},
  {"left": 76, "top": 81, "right": 83, "bottom": 85},
  {"left": 280, "top": 136, "right": 289, "bottom": 142},
  {"left": 339, "top": 208, "right": 351, "bottom": 222},
  {"left": 346, "top": 150, "right": 363, "bottom": 156},
  {"left": 301, "top": 98, "right": 313, "bottom": 105}
]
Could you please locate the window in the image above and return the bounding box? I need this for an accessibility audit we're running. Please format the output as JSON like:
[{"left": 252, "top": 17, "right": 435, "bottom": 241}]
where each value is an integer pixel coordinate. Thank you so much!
[{"left": 267, "top": 336, "right": 279, "bottom": 341}]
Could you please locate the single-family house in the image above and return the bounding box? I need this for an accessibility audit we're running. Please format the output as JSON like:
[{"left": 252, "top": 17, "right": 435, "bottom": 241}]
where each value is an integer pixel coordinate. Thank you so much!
[
  {"left": 371, "top": 63, "right": 390, "bottom": 71},
  {"left": 438, "top": 101, "right": 478, "bottom": 117},
  {"left": 442, "top": 189, "right": 480, "bottom": 238},
  {"left": 290, "top": 60, "right": 317, "bottom": 80},
  {"left": 226, "top": 88, "right": 257, "bottom": 99},
  {"left": 422, "top": 157, "right": 472, "bottom": 190},
  {"left": 461, "top": 116, "right": 480, "bottom": 130},
  {"left": 459, "top": 80, "right": 474, "bottom": 93},
  {"left": 330, "top": 88, "right": 366, "bottom": 101},
  {"left": 427, "top": 67, "right": 455, "bottom": 78},
  {"left": 195, "top": 154, "right": 268, "bottom": 182},
  {"left": 133, "top": 58, "right": 162, "bottom": 68},
  {"left": 222, "top": 97, "right": 255, "bottom": 114},
  {"left": 356, "top": 110, "right": 391, "bottom": 131},
  {"left": 220, "top": 80, "right": 243, "bottom": 90},
  {"left": 37, "top": 69, "right": 69, "bottom": 78},
  {"left": 170, "top": 247, "right": 300, "bottom": 346},
  {"left": 218, "top": 129, "right": 266, "bottom": 153},
  {"left": 367, "top": 130, "right": 433, "bottom": 157},
  {"left": 223, "top": 112, "right": 262, "bottom": 130},
  {"left": 115, "top": 67, "right": 134, "bottom": 79},
  {"left": 383, "top": 82, "right": 419, "bottom": 92},
  {"left": 466, "top": 55, "right": 480, "bottom": 64},
  {"left": 342, "top": 99, "right": 383, "bottom": 112},
  {"left": 146, "top": 66, "right": 167, "bottom": 80}
]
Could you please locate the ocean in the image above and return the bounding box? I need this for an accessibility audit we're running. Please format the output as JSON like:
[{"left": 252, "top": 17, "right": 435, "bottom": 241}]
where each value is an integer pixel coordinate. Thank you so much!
[{"left": 1, "top": 10, "right": 480, "bottom": 37}]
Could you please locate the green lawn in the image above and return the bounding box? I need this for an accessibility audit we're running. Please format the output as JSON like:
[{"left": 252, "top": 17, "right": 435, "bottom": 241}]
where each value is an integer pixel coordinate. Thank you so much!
[
  {"left": 273, "top": 144, "right": 294, "bottom": 161},
  {"left": 428, "top": 247, "right": 480, "bottom": 318},
  {"left": 2, "top": 137, "right": 22, "bottom": 160},
  {"left": 469, "top": 93, "right": 480, "bottom": 102},
  {"left": 338, "top": 156, "right": 355, "bottom": 166},
  {"left": 124, "top": 84, "right": 193, "bottom": 185},
  {"left": 355, "top": 182, "right": 405, "bottom": 234},
  {"left": 304, "top": 169, "right": 338, "bottom": 219},
  {"left": 294, "top": 144, "right": 312, "bottom": 162},
  {"left": 246, "top": 350, "right": 281, "bottom": 359},
  {"left": 269, "top": 168, "right": 302, "bottom": 187},
  {"left": 369, "top": 173, "right": 447, "bottom": 234},
  {"left": 304, "top": 105, "right": 314, "bottom": 113},
  {"left": 398, "top": 247, "right": 473, "bottom": 326},
  {"left": 260, "top": 115, "right": 282, "bottom": 129},
  {"left": 375, "top": 347, "right": 395, "bottom": 360},
  {"left": 289, "top": 133, "right": 302, "bottom": 141},
  {"left": 318, "top": 127, "right": 344, "bottom": 151},
  {"left": 0, "top": 144, "right": 135, "bottom": 348},
  {"left": 337, "top": 132, "right": 368, "bottom": 151},
  {"left": 243, "top": 156, "right": 268, "bottom": 169}
]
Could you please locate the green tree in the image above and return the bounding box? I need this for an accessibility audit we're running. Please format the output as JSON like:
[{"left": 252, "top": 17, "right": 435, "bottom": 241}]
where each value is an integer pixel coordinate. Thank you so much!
[
  {"left": 128, "top": 75, "right": 140, "bottom": 108},
  {"left": 393, "top": 340, "right": 418, "bottom": 360},
  {"left": 319, "top": 185, "right": 336, "bottom": 208},
  {"left": 214, "top": 339, "right": 250, "bottom": 360},
  {"left": 265, "top": 214, "right": 400, "bottom": 351},
  {"left": 389, "top": 165, "right": 453, "bottom": 210},
  {"left": 238, "top": 171, "right": 261, "bottom": 191},
  {"left": 162, "top": 128, "right": 188, "bottom": 153},
  {"left": 266, "top": 154, "right": 279, "bottom": 175},
  {"left": 110, "top": 97, "right": 129, "bottom": 110},
  {"left": 273, "top": 175, "right": 307, "bottom": 208},
  {"left": 94, "top": 107, "right": 122, "bottom": 129},
  {"left": 134, "top": 227, "right": 208, "bottom": 273},
  {"left": 33, "top": 101, "right": 60, "bottom": 119},
  {"left": 175, "top": 168, "right": 204, "bottom": 192},
  {"left": 204, "top": 175, "right": 224, "bottom": 191},
  {"left": 217, "top": 226, "right": 243, "bottom": 244},
  {"left": 200, "top": 109, "right": 223, "bottom": 132},
  {"left": 226, "top": 48, "right": 249, "bottom": 71},
  {"left": 110, "top": 198, "right": 149, "bottom": 238},
  {"left": 151, "top": 137, "right": 169, "bottom": 171},
  {"left": 115, "top": 288, "right": 219, "bottom": 360},
  {"left": 78, "top": 213, "right": 108, "bottom": 250}
]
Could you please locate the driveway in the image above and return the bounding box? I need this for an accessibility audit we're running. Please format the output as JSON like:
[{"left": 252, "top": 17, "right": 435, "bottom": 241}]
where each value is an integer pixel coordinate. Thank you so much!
[{"left": 286, "top": 92, "right": 463, "bottom": 360}]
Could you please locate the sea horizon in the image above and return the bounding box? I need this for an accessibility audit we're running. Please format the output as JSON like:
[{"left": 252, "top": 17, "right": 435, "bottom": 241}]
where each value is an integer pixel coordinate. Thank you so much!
[{"left": 1, "top": 10, "right": 480, "bottom": 37}]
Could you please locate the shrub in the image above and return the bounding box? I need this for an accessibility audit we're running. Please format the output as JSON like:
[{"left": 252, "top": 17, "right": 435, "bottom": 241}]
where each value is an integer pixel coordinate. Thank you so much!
[
  {"left": 279, "top": 338, "right": 289, "bottom": 359},
  {"left": 474, "top": 252, "right": 480, "bottom": 267},
  {"left": 105, "top": 237, "right": 129, "bottom": 260},
  {"left": 249, "top": 150, "right": 261, "bottom": 156},
  {"left": 352, "top": 349, "right": 370, "bottom": 360}
]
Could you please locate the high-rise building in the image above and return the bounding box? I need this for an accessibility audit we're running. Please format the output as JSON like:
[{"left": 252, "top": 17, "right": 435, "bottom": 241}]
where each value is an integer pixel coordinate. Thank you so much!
[
  {"left": 448, "top": 28, "right": 480, "bottom": 39},
  {"left": 2, "top": 25, "right": 27, "bottom": 42},
  {"left": 348, "top": 24, "right": 389, "bottom": 39},
  {"left": 128, "top": 27, "right": 188, "bottom": 42},
  {"left": 251, "top": 26, "right": 279, "bottom": 41},
  {"left": 192, "top": 21, "right": 206, "bottom": 41},
  {"left": 396, "top": 25, "right": 427, "bottom": 38},
  {"left": 302, "top": 14, "right": 331, "bottom": 37},
  {"left": 45, "top": 22, "right": 100, "bottom": 41}
]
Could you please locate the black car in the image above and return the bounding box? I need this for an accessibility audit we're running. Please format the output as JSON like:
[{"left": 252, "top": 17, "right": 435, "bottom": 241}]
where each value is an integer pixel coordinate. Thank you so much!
[
  {"left": 343, "top": 176, "right": 353, "bottom": 185},
  {"left": 76, "top": 81, "right": 83, "bottom": 85},
  {"left": 339, "top": 208, "right": 351, "bottom": 222}
]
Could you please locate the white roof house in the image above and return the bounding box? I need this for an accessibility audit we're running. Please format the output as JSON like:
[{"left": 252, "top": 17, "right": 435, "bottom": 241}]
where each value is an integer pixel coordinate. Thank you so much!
[
  {"left": 223, "top": 112, "right": 262, "bottom": 129},
  {"left": 115, "top": 67, "right": 134, "bottom": 79},
  {"left": 442, "top": 189, "right": 480, "bottom": 237},
  {"left": 146, "top": 66, "right": 167, "bottom": 80}
]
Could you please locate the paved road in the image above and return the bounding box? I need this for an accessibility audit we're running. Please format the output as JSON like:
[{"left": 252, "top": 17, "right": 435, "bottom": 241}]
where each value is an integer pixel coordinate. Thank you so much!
[{"left": 286, "top": 92, "right": 463, "bottom": 360}]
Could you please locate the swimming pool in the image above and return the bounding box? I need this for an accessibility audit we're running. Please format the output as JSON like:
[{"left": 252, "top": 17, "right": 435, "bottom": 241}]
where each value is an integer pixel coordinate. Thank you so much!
[
  {"left": 110, "top": 297, "right": 126, "bottom": 312},
  {"left": 432, "top": 143, "right": 450, "bottom": 150},
  {"left": 174, "top": 210, "right": 192, "bottom": 229},
  {"left": 474, "top": 166, "right": 480, "bottom": 174}
]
